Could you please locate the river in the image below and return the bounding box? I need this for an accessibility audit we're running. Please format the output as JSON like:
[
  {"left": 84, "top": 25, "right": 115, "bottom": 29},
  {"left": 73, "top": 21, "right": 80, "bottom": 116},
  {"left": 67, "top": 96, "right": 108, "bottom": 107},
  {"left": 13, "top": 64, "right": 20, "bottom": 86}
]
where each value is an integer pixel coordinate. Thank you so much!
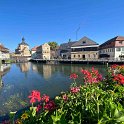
[{"left": 0, "top": 62, "right": 107, "bottom": 116}]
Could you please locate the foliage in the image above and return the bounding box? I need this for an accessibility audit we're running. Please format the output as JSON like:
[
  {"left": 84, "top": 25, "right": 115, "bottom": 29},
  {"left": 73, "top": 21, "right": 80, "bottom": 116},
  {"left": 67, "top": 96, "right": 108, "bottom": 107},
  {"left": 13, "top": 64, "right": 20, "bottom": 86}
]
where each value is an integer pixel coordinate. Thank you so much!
[
  {"left": 2, "top": 65, "right": 124, "bottom": 124},
  {"left": 48, "top": 42, "right": 58, "bottom": 51}
]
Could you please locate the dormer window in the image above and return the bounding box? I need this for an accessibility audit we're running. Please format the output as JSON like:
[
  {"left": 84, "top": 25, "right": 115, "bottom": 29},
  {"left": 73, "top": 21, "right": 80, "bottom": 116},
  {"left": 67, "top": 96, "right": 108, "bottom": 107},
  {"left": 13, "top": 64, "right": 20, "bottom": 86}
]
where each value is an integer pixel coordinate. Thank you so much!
[
  {"left": 82, "top": 41, "right": 86, "bottom": 44},
  {"left": 119, "top": 41, "right": 123, "bottom": 44}
]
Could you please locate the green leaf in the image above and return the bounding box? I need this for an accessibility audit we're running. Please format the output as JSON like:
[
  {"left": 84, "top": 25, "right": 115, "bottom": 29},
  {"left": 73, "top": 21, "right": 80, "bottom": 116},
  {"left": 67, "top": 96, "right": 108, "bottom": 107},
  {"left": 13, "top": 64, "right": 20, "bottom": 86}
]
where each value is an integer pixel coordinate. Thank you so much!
[
  {"left": 114, "top": 108, "right": 120, "bottom": 118},
  {"left": 116, "top": 116, "right": 124, "bottom": 122}
]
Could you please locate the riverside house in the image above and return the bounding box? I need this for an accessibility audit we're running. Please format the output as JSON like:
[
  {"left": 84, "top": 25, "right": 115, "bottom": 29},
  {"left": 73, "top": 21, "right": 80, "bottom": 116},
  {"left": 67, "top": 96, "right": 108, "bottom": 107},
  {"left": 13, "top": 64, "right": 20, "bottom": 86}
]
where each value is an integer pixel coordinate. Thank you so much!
[
  {"left": 59, "top": 40, "right": 76, "bottom": 59},
  {"left": 71, "top": 36, "right": 99, "bottom": 60},
  {"left": 99, "top": 36, "right": 124, "bottom": 60},
  {"left": 36, "top": 43, "right": 50, "bottom": 60},
  {"left": 0, "top": 43, "right": 10, "bottom": 60},
  {"left": 31, "top": 46, "right": 39, "bottom": 59},
  {"left": 15, "top": 37, "right": 31, "bottom": 57}
]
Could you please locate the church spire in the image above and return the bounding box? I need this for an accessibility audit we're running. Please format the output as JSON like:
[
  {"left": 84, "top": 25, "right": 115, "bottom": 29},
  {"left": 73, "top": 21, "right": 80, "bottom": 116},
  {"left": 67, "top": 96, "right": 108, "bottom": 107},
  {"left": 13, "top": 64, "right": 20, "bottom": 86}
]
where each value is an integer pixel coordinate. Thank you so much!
[{"left": 22, "top": 37, "right": 25, "bottom": 43}]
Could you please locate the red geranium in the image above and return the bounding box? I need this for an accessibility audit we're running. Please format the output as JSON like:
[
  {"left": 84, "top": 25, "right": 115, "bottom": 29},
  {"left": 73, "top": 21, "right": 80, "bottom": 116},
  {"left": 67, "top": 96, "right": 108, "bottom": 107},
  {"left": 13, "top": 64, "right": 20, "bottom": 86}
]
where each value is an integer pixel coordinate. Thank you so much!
[
  {"left": 81, "top": 67, "right": 102, "bottom": 84},
  {"left": 113, "top": 74, "right": 124, "bottom": 85},
  {"left": 28, "top": 90, "right": 41, "bottom": 103}
]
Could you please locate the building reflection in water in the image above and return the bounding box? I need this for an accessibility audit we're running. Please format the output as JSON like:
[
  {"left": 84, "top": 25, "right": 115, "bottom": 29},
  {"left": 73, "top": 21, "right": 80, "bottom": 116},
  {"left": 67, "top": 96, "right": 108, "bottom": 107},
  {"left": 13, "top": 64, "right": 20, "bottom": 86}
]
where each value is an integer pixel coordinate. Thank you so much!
[
  {"left": 42, "top": 64, "right": 52, "bottom": 79},
  {"left": 16, "top": 62, "right": 31, "bottom": 78},
  {"left": 0, "top": 64, "right": 11, "bottom": 94},
  {"left": 31, "top": 63, "right": 52, "bottom": 80},
  {"left": 32, "top": 63, "right": 38, "bottom": 72},
  {"left": 19, "top": 62, "right": 31, "bottom": 72}
]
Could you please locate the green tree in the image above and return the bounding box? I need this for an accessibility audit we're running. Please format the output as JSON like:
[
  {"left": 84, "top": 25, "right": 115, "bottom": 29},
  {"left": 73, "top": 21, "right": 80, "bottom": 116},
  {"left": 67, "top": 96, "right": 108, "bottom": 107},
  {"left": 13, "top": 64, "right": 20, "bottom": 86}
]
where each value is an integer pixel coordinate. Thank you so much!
[{"left": 48, "top": 42, "right": 58, "bottom": 50}]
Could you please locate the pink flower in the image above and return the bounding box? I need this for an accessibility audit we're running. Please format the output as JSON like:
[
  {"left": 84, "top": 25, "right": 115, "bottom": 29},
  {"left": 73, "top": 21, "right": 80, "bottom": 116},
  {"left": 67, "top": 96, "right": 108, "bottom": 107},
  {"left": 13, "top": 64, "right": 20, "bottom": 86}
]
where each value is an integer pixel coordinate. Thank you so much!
[
  {"left": 70, "top": 73, "right": 78, "bottom": 79},
  {"left": 70, "top": 87, "right": 80, "bottom": 93},
  {"left": 62, "top": 94, "right": 68, "bottom": 101},
  {"left": 28, "top": 90, "right": 41, "bottom": 103}
]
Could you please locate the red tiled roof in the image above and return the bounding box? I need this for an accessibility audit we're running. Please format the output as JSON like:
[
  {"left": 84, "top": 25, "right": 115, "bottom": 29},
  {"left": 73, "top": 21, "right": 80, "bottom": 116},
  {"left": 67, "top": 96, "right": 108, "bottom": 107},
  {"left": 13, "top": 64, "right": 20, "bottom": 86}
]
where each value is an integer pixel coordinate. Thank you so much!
[
  {"left": 0, "top": 44, "right": 9, "bottom": 52},
  {"left": 31, "top": 46, "right": 39, "bottom": 51},
  {"left": 116, "top": 36, "right": 124, "bottom": 40}
]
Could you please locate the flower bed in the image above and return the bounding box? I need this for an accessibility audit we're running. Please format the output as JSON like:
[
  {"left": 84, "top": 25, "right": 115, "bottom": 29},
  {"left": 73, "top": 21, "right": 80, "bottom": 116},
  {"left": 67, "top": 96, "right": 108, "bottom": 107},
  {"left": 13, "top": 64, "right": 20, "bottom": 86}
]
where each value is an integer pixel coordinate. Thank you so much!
[{"left": 2, "top": 65, "right": 124, "bottom": 124}]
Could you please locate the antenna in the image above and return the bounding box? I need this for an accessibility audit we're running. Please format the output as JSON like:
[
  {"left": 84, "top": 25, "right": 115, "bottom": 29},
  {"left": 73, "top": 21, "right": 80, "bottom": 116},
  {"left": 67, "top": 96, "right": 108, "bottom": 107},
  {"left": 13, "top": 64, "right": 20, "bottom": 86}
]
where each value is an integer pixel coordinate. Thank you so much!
[{"left": 76, "top": 25, "right": 80, "bottom": 40}]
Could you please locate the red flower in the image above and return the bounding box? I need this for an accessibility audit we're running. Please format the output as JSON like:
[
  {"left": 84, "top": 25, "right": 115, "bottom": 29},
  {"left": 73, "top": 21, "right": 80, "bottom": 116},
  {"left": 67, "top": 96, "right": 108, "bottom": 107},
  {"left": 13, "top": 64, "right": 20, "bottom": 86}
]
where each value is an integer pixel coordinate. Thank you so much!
[
  {"left": 81, "top": 67, "right": 102, "bottom": 84},
  {"left": 113, "top": 74, "right": 124, "bottom": 85},
  {"left": 44, "top": 100, "right": 55, "bottom": 111},
  {"left": 41, "top": 94, "right": 50, "bottom": 103},
  {"left": 70, "top": 87, "right": 80, "bottom": 93},
  {"left": 111, "top": 64, "right": 118, "bottom": 69},
  {"left": 70, "top": 73, "right": 78, "bottom": 79},
  {"left": 28, "top": 90, "right": 41, "bottom": 103}
]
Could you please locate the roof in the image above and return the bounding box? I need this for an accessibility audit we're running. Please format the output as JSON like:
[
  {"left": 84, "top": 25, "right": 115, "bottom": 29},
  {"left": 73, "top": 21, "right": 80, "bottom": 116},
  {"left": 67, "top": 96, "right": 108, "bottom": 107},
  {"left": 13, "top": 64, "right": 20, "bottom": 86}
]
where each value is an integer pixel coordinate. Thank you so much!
[
  {"left": 19, "top": 41, "right": 29, "bottom": 46},
  {"left": 19, "top": 37, "right": 29, "bottom": 46},
  {"left": 0, "top": 44, "right": 9, "bottom": 53},
  {"left": 99, "top": 36, "right": 124, "bottom": 47},
  {"left": 71, "top": 36, "right": 98, "bottom": 47},
  {"left": 60, "top": 41, "right": 76, "bottom": 49},
  {"left": 31, "top": 46, "right": 39, "bottom": 51}
]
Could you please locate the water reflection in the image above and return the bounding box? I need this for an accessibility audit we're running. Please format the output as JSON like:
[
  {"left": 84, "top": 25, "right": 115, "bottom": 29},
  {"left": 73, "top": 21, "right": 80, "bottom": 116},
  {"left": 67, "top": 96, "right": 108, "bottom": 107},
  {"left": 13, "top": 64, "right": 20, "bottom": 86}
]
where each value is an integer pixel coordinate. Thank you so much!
[{"left": 0, "top": 62, "right": 107, "bottom": 116}]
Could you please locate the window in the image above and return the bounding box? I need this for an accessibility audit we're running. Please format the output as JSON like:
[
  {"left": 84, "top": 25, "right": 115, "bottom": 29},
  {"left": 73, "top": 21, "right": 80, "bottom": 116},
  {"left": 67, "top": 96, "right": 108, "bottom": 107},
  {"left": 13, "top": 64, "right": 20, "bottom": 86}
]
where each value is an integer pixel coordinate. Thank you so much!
[
  {"left": 82, "top": 41, "right": 86, "bottom": 44},
  {"left": 116, "top": 48, "right": 121, "bottom": 51},
  {"left": 119, "top": 41, "right": 123, "bottom": 44},
  {"left": 122, "top": 47, "right": 124, "bottom": 51},
  {"left": 74, "top": 55, "right": 75, "bottom": 58},
  {"left": 78, "top": 55, "right": 80, "bottom": 58}
]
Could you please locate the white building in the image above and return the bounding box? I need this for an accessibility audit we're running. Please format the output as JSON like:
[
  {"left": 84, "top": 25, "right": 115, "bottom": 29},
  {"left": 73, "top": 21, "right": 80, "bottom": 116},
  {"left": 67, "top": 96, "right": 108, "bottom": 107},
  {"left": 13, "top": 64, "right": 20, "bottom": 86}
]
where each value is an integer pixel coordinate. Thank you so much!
[
  {"left": 99, "top": 36, "right": 124, "bottom": 60},
  {"left": 71, "top": 36, "right": 99, "bottom": 60}
]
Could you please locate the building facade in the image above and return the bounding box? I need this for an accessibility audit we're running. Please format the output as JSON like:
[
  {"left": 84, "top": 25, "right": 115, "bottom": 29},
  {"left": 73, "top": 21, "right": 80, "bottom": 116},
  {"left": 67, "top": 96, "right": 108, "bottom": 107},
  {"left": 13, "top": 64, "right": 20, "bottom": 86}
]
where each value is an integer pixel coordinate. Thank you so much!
[
  {"left": 99, "top": 36, "right": 124, "bottom": 60},
  {"left": 0, "top": 44, "right": 10, "bottom": 60},
  {"left": 15, "top": 37, "right": 31, "bottom": 57},
  {"left": 59, "top": 40, "right": 76, "bottom": 59},
  {"left": 36, "top": 43, "right": 50, "bottom": 60},
  {"left": 31, "top": 46, "right": 38, "bottom": 59},
  {"left": 71, "top": 36, "right": 99, "bottom": 60}
]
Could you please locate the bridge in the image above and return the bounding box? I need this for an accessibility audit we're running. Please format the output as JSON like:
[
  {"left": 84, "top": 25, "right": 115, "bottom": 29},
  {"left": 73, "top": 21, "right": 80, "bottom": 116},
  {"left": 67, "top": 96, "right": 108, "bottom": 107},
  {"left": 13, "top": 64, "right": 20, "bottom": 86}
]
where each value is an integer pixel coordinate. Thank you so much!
[{"left": 30, "top": 59, "right": 124, "bottom": 64}]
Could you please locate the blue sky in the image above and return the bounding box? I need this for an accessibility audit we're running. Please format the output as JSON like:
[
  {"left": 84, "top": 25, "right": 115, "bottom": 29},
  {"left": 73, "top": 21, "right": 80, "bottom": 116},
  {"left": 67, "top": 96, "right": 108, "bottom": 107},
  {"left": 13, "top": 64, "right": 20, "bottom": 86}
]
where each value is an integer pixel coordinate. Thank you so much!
[{"left": 0, "top": 0, "right": 124, "bottom": 51}]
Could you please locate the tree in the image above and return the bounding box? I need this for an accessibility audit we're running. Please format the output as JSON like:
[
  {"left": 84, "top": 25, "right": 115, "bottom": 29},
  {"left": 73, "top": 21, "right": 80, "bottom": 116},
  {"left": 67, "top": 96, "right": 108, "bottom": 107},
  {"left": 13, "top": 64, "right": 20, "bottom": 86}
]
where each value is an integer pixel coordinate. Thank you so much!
[{"left": 48, "top": 42, "right": 58, "bottom": 50}]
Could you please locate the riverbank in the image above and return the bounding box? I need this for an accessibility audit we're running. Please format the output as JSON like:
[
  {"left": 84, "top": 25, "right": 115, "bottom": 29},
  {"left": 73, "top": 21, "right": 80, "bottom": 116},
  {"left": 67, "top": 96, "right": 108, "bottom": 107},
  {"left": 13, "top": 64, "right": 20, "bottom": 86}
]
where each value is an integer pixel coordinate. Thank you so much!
[{"left": 30, "top": 58, "right": 124, "bottom": 65}]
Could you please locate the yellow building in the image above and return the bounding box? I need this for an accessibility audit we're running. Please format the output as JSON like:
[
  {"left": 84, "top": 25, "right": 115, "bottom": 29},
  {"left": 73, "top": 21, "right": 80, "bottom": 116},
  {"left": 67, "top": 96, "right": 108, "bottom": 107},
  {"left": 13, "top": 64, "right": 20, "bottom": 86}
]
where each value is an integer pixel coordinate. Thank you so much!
[
  {"left": 15, "top": 37, "right": 31, "bottom": 57},
  {"left": 36, "top": 43, "right": 50, "bottom": 59}
]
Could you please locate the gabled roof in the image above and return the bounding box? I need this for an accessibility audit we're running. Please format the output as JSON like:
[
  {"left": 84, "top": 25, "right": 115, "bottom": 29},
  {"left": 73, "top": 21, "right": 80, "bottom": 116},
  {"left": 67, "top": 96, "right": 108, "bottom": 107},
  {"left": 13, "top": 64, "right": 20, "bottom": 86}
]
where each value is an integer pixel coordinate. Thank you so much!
[
  {"left": 99, "top": 36, "right": 124, "bottom": 47},
  {"left": 71, "top": 36, "right": 98, "bottom": 47}
]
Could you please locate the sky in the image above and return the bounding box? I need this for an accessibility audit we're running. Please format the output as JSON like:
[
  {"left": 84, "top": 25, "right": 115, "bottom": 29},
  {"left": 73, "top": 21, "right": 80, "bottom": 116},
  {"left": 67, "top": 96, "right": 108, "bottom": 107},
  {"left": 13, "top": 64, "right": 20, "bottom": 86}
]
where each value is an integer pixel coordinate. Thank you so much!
[{"left": 0, "top": 0, "right": 124, "bottom": 51}]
